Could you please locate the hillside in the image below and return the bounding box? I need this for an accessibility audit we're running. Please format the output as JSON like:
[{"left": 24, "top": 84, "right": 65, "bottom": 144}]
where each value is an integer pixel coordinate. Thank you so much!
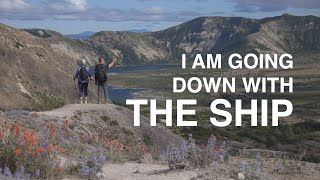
[
  {"left": 89, "top": 31, "right": 173, "bottom": 65},
  {"left": 1, "top": 104, "right": 319, "bottom": 179},
  {"left": 38, "top": 104, "right": 184, "bottom": 152},
  {"left": 0, "top": 24, "right": 82, "bottom": 110},
  {"left": 23, "top": 29, "right": 99, "bottom": 66},
  {"left": 152, "top": 14, "right": 320, "bottom": 57}
]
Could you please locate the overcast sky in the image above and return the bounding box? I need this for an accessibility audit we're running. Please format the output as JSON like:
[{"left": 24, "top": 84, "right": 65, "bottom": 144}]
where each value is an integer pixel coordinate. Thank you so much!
[{"left": 0, "top": 0, "right": 319, "bottom": 34}]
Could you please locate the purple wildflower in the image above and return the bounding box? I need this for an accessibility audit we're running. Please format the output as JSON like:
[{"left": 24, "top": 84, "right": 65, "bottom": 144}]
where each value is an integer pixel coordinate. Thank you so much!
[
  {"left": 81, "top": 165, "right": 90, "bottom": 176},
  {"left": 4, "top": 166, "right": 12, "bottom": 177},
  {"left": 15, "top": 172, "right": 21, "bottom": 180},
  {"left": 92, "top": 154, "right": 98, "bottom": 165},
  {"left": 98, "top": 153, "right": 106, "bottom": 166},
  {"left": 20, "top": 166, "right": 25, "bottom": 175},
  {"left": 25, "top": 173, "right": 30, "bottom": 180},
  {"left": 240, "top": 161, "right": 249, "bottom": 172},
  {"left": 91, "top": 166, "right": 97, "bottom": 174},
  {"left": 255, "top": 152, "right": 266, "bottom": 173},
  {"left": 82, "top": 155, "right": 88, "bottom": 165},
  {"left": 35, "top": 169, "right": 40, "bottom": 177}
]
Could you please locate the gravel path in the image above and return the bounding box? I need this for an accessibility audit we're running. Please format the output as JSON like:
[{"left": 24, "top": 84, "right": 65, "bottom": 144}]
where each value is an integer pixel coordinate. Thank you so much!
[
  {"left": 38, "top": 104, "right": 120, "bottom": 118},
  {"left": 102, "top": 162, "right": 199, "bottom": 180}
]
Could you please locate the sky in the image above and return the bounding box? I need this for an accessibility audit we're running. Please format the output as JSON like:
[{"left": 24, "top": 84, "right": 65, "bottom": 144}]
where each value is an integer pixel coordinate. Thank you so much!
[{"left": 0, "top": 0, "right": 320, "bottom": 34}]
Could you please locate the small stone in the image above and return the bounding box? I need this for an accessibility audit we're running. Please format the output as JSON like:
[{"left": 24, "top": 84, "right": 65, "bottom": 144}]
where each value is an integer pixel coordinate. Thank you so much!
[{"left": 237, "top": 172, "right": 245, "bottom": 180}]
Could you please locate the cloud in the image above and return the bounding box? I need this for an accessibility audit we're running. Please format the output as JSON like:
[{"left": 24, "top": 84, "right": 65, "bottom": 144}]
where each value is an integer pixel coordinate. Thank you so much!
[
  {"left": 67, "top": 0, "right": 88, "bottom": 11},
  {"left": 0, "top": 0, "right": 224, "bottom": 22},
  {"left": 49, "top": 0, "right": 88, "bottom": 12},
  {"left": 229, "top": 0, "right": 320, "bottom": 12},
  {"left": 0, "top": 0, "right": 31, "bottom": 12},
  {"left": 0, "top": 0, "right": 207, "bottom": 22}
]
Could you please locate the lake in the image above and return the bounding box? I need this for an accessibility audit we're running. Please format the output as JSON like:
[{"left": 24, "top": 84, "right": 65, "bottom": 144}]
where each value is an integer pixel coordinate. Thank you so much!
[{"left": 106, "top": 64, "right": 179, "bottom": 103}]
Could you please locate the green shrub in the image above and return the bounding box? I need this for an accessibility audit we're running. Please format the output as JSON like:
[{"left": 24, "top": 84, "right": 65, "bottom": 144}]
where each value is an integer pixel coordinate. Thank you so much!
[{"left": 142, "top": 133, "right": 154, "bottom": 146}]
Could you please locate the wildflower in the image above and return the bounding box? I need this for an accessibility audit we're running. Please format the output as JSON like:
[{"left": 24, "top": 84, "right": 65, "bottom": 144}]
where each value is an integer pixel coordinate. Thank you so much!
[
  {"left": 255, "top": 152, "right": 266, "bottom": 173},
  {"left": 23, "top": 130, "right": 30, "bottom": 140},
  {"left": 57, "top": 167, "right": 64, "bottom": 173},
  {"left": 3, "top": 166, "right": 12, "bottom": 177},
  {"left": 26, "top": 145, "right": 33, "bottom": 151},
  {"left": 35, "top": 169, "right": 40, "bottom": 177},
  {"left": 20, "top": 166, "right": 25, "bottom": 175},
  {"left": 29, "top": 138, "right": 37, "bottom": 145},
  {"left": 35, "top": 146, "right": 45, "bottom": 154},
  {"left": 82, "top": 155, "right": 88, "bottom": 165},
  {"left": 25, "top": 174, "right": 30, "bottom": 180},
  {"left": 15, "top": 126, "right": 22, "bottom": 137},
  {"left": 92, "top": 154, "right": 98, "bottom": 165},
  {"left": 81, "top": 165, "right": 90, "bottom": 176},
  {"left": 55, "top": 159, "right": 61, "bottom": 169},
  {"left": 30, "top": 129, "right": 35, "bottom": 136},
  {"left": 60, "top": 147, "right": 65, "bottom": 154},
  {"left": 240, "top": 161, "right": 249, "bottom": 172},
  {"left": 97, "top": 153, "right": 106, "bottom": 166},
  {"left": 48, "top": 144, "right": 54, "bottom": 153},
  {"left": 31, "top": 152, "right": 37, "bottom": 157},
  {"left": 91, "top": 166, "right": 97, "bottom": 174},
  {"left": 14, "top": 148, "right": 23, "bottom": 156},
  {"left": 15, "top": 172, "right": 21, "bottom": 179}
]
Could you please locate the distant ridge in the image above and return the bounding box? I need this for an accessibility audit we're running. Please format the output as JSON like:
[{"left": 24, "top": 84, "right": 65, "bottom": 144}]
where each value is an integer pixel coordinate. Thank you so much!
[
  {"left": 21, "top": 13, "right": 320, "bottom": 66},
  {"left": 66, "top": 31, "right": 96, "bottom": 39}
]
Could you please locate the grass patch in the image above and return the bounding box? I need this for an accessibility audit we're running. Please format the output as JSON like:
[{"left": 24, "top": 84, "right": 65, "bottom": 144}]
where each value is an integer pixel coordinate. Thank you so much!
[
  {"left": 142, "top": 133, "right": 154, "bottom": 146},
  {"left": 101, "top": 116, "right": 119, "bottom": 126}
]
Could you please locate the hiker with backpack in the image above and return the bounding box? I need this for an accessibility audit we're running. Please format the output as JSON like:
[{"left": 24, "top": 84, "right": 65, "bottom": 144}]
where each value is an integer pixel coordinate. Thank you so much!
[
  {"left": 95, "top": 55, "right": 119, "bottom": 104},
  {"left": 73, "top": 59, "right": 92, "bottom": 104}
]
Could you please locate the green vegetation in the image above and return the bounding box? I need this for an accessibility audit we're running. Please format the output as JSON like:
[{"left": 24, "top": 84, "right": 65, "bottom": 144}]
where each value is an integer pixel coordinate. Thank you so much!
[
  {"left": 142, "top": 133, "right": 154, "bottom": 146},
  {"left": 101, "top": 116, "right": 119, "bottom": 126}
]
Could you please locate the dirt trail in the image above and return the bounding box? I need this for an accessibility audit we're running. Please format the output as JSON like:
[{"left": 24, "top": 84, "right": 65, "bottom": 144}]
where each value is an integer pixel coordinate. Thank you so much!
[
  {"left": 38, "top": 104, "right": 121, "bottom": 118},
  {"left": 102, "top": 162, "right": 199, "bottom": 180}
]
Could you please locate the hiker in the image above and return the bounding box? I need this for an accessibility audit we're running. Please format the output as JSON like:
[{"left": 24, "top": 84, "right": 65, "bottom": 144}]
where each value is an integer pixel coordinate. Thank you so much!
[
  {"left": 73, "top": 59, "right": 92, "bottom": 104},
  {"left": 95, "top": 56, "right": 118, "bottom": 104}
]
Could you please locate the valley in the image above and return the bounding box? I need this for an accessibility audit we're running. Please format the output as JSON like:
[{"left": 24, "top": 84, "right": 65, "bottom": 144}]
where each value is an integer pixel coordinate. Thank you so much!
[
  {"left": 0, "top": 13, "right": 319, "bottom": 179},
  {"left": 107, "top": 53, "right": 320, "bottom": 162}
]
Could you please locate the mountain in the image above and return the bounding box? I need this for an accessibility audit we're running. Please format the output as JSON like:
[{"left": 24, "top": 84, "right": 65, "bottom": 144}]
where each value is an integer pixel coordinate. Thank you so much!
[
  {"left": 21, "top": 14, "right": 320, "bottom": 66},
  {"left": 66, "top": 30, "right": 150, "bottom": 40},
  {"left": 66, "top": 31, "right": 96, "bottom": 39},
  {"left": 124, "top": 29, "right": 150, "bottom": 33},
  {"left": 87, "top": 14, "right": 320, "bottom": 65},
  {"left": 152, "top": 14, "right": 320, "bottom": 58}
]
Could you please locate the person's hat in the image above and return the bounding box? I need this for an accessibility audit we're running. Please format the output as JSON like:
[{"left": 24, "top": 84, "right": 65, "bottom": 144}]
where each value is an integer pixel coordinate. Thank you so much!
[{"left": 81, "top": 59, "right": 86, "bottom": 65}]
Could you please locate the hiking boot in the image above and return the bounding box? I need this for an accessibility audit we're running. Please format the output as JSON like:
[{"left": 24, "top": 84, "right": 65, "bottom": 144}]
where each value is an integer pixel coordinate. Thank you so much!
[
  {"left": 84, "top": 97, "right": 88, "bottom": 104},
  {"left": 80, "top": 97, "right": 83, "bottom": 104}
]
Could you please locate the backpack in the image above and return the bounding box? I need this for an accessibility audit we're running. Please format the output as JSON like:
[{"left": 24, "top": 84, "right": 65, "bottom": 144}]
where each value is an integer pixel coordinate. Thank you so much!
[
  {"left": 95, "top": 64, "right": 107, "bottom": 82},
  {"left": 79, "top": 66, "right": 89, "bottom": 81}
]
